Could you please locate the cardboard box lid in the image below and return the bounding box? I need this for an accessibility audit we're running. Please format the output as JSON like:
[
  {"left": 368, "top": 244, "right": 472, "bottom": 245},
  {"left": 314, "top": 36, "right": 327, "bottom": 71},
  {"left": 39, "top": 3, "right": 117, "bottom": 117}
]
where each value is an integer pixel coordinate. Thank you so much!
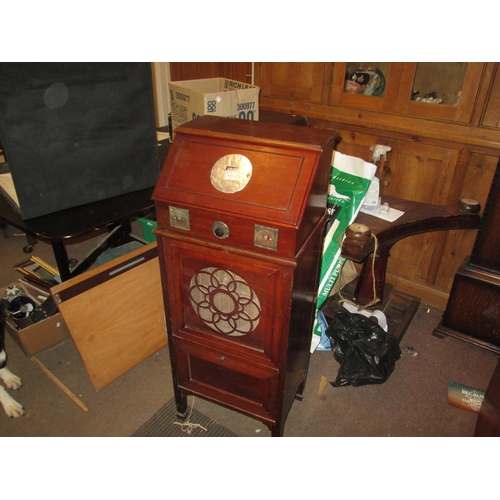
[
  {"left": 152, "top": 116, "right": 336, "bottom": 228},
  {"left": 169, "top": 77, "right": 259, "bottom": 94}
]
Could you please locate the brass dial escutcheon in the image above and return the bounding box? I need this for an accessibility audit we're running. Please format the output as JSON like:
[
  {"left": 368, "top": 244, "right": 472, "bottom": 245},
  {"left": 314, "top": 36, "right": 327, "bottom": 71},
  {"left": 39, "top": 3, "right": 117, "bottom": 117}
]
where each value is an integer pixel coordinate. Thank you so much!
[{"left": 210, "top": 154, "right": 253, "bottom": 194}]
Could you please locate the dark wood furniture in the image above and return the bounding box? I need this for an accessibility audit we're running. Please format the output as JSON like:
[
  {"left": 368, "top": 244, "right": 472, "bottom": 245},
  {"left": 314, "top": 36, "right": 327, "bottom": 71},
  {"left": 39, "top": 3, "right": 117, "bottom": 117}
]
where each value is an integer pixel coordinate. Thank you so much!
[
  {"left": 153, "top": 116, "right": 336, "bottom": 437},
  {"left": 322, "top": 196, "right": 482, "bottom": 342},
  {"left": 475, "top": 360, "right": 500, "bottom": 436},
  {"left": 435, "top": 158, "right": 500, "bottom": 354},
  {"left": 342, "top": 196, "right": 481, "bottom": 305}
]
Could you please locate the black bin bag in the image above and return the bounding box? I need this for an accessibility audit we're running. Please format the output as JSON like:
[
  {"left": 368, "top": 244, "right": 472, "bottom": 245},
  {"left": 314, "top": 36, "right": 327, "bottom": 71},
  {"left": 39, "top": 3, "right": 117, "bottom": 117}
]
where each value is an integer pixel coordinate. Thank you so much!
[{"left": 326, "top": 311, "right": 401, "bottom": 387}]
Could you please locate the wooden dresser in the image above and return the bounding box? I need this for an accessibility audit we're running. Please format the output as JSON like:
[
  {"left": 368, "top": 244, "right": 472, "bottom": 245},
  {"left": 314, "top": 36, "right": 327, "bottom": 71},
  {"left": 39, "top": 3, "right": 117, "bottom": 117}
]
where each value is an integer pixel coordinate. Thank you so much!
[{"left": 152, "top": 116, "right": 336, "bottom": 436}]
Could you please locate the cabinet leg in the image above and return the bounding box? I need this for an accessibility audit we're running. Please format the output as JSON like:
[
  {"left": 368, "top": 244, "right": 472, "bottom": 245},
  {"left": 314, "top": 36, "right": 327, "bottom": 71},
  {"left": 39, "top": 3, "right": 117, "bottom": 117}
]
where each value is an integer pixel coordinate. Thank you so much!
[
  {"left": 295, "top": 380, "right": 306, "bottom": 401},
  {"left": 175, "top": 394, "right": 188, "bottom": 420},
  {"left": 433, "top": 328, "right": 445, "bottom": 339},
  {"left": 271, "top": 421, "right": 284, "bottom": 437}
]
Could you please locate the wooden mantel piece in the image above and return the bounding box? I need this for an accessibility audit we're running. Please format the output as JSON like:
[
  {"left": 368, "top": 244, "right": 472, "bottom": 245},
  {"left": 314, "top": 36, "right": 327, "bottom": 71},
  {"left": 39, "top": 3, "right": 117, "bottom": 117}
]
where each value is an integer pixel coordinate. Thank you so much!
[{"left": 342, "top": 196, "right": 481, "bottom": 306}]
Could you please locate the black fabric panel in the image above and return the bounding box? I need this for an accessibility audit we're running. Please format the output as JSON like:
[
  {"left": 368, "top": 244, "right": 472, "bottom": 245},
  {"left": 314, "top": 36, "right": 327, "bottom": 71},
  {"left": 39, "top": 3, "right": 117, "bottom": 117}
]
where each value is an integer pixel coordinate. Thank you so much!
[{"left": 0, "top": 63, "right": 160, "bottom": 219}]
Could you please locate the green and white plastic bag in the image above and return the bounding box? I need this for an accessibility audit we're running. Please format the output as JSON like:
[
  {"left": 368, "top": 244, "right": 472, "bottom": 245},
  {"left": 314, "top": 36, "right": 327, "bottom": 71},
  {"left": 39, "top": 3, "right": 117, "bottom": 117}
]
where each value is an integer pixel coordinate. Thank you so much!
[{"left": 311, "top": 151, "right": 376, "bottom": 353}]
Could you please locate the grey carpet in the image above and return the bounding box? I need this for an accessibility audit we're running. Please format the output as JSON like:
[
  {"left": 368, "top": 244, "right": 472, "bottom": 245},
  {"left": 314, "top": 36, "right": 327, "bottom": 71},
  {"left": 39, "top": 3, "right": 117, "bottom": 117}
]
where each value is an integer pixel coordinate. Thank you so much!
[
  {"left": 132, "top": 397, "right": 238, "bottom": 437},
  {"left": 2, "top": 219, "right": 498, "bottom": 437}
]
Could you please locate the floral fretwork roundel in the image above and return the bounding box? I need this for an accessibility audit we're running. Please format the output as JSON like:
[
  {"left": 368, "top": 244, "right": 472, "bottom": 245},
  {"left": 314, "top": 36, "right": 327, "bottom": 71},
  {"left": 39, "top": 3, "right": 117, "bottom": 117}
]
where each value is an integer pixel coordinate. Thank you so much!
[{"left": 188, "top": 267, "right": 261, "bottom": 336}]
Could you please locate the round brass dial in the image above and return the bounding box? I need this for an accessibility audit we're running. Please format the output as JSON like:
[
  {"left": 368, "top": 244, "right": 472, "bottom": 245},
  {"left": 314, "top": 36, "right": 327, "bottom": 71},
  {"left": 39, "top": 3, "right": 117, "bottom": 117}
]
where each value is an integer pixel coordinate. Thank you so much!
[{"left": 210, "top": 154, "right": 253, "bottom": 194}]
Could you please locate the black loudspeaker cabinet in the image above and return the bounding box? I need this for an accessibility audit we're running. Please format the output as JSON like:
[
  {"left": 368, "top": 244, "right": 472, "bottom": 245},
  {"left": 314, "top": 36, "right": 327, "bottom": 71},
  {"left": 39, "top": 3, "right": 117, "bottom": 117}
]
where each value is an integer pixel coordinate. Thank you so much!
[{"left": 0, "top": 63, "right": 160, "bottom": 220}]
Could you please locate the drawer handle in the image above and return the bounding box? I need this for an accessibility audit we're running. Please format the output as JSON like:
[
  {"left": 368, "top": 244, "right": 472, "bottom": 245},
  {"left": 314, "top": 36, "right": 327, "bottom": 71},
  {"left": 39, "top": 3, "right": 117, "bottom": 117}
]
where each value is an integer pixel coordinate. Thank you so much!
[{"left": 219, "top": 356, "right": 225, "bottom": 362}]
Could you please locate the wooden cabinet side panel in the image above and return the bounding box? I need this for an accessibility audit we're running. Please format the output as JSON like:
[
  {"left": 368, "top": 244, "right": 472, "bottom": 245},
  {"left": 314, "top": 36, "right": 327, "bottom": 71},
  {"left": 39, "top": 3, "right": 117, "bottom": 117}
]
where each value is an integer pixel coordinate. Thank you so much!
[
  {"left": 332, "top": 127, "right": 379, "bottom": 163},
  {"left": 282, "top": 224, "right": 323, "bottom": 417},
  {"left": 257, "top": 62, "right": 328, "bottom": 103},
  {"left": 378, "top": 140, "right": 458, "bottom": 284},
  {"left": 482, "top": 64, "right": 500, "bottom": 128}
]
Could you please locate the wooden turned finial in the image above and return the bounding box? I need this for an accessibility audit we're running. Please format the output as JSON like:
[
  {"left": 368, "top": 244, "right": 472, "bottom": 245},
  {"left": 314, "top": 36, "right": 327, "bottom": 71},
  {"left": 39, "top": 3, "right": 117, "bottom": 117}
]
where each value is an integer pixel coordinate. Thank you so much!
[
  {"left": 345, "top": 223, "right": 371, "bottom": 242},
  {"left": 458, "top": 198, "right": 481, "bottom": 215}
]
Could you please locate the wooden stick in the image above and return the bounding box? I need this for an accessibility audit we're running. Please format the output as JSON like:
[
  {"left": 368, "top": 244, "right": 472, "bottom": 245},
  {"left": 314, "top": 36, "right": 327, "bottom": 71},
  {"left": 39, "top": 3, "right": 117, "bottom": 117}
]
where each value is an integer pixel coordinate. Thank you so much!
[
  {"left": 318, "top": 375, "right": 328, "bottom": 396},
  {"left": 31, "top": 356, "right": 90, "bottom": 412}
]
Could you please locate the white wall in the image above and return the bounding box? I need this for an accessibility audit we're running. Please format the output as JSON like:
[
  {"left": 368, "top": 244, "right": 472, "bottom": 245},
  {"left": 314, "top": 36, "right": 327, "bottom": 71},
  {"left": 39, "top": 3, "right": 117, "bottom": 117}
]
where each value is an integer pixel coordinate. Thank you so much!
[{"left": 151, "top": 63, "right": 171, "bottom": 128}]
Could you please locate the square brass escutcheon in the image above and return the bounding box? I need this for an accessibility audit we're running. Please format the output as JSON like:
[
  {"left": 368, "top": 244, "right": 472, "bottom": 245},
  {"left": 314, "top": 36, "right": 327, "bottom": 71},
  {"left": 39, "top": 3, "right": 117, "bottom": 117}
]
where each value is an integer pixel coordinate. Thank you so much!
[
  {"left": 254, "top": 224, "right": 278, "bottom": 251},
  {"left": 169, "top": 206, "right": 190, "bottom": 231}
]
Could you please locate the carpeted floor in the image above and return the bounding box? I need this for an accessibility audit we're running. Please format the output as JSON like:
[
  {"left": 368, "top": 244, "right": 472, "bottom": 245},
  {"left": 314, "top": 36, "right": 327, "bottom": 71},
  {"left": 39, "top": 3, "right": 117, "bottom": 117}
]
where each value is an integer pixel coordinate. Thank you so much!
[
  {"left": 1, "top": 219, "right": 499, "bottom": 439},
  {"left": 132, "top": 397, "right": 238, "bottom": 437}
]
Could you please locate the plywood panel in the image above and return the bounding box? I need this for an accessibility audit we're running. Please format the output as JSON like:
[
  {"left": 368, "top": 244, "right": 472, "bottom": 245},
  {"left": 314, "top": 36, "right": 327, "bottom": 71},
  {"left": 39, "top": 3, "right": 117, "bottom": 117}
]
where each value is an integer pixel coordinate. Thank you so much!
[{"left": 52, "top": 243, "right": 167, "bottom": 390}]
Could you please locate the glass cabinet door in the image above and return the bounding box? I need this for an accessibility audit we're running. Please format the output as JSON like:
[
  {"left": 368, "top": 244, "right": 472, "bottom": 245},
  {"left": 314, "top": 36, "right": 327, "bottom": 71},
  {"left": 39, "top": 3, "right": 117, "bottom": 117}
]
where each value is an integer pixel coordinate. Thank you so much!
[
  {"left": 395, "top": 62, "right": 485, "bottom": 122},
  {"left": 330, "top": 62, "right": 403, "bottom": 111}
]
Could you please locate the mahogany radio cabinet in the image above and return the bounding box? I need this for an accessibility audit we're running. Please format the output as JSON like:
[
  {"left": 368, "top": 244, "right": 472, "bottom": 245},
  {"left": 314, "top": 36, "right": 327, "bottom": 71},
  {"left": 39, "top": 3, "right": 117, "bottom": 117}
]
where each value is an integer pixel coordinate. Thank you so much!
[{"left": 153, "top": 116, "right": 336, "bottom": 436}]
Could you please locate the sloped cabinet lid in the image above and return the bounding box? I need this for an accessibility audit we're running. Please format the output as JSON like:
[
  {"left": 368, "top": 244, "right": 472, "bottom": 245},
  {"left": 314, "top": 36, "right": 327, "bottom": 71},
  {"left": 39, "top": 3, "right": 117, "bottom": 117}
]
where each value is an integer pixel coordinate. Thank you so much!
[{"left": 153, "top": 116, "right": 336, "bottom": 228}]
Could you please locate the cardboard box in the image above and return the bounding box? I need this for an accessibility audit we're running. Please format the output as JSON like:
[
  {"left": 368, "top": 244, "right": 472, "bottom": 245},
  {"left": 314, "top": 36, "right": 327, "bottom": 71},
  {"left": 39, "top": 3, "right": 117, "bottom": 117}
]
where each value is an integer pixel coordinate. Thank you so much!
[
  {"left": 169, "top": 78, "right": 260, "bottom": 133},
  {"left": 3, "top": 281, "right": 69, "bottom": 357}
]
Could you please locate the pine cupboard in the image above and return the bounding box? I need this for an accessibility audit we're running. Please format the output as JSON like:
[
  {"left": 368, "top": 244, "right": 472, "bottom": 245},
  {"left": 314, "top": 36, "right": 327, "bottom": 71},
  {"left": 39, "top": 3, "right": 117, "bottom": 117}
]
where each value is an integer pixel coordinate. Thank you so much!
[
  {"left": 254, "top": 62, "right": 500, "bottom": 308},
  {"left": 168, "top": 62, "right": 500, "bottom": 308}
]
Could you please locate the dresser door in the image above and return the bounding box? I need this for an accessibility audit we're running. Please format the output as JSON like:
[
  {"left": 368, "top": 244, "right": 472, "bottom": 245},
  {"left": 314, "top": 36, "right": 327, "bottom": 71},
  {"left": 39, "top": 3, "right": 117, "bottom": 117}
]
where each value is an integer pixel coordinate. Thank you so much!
[{"left": 161, "top": 237, "right": 295, "bottom": 418}]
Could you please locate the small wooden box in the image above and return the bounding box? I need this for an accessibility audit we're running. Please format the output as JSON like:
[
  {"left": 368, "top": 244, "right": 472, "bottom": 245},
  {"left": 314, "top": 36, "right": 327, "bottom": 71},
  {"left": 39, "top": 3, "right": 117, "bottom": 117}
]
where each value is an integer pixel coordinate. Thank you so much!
[
  {"left": 51, "top": 242, "right": 167, "bottom": 390},
  {"left": 153, "top": 116, "right": 336, "bottom": 436}
]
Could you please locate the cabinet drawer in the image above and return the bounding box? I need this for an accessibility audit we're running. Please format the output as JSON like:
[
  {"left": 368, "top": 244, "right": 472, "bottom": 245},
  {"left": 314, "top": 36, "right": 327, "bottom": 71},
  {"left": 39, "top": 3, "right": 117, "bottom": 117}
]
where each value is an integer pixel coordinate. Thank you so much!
[
  {"left": 175, "top": 338, "right": 278, "bottom": 422},
  {"left": 156, "top": 204, "right": 298, "bottom": 258}
]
